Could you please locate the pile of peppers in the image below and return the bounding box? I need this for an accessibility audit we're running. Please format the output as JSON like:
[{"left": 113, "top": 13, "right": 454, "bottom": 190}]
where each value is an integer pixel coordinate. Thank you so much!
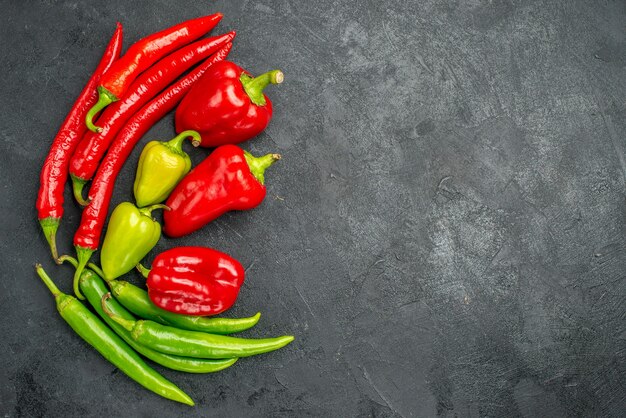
[{"left": 35, "top": 13, "right": 292, "bottom": 406}]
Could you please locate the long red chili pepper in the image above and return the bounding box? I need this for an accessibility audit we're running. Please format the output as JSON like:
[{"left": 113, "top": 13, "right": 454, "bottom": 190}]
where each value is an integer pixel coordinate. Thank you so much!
[
  {"left": 36, "top": 23, "right": 123, "bottom": 261},
  {"left": 70, "top": 31, "right": 235, "bottom": 205},
  {"left": 85, "top": 13, "right": 223, "bottom": 132},
  {"left": 71, "top": 43, "right": 232, "bottom": 299}
]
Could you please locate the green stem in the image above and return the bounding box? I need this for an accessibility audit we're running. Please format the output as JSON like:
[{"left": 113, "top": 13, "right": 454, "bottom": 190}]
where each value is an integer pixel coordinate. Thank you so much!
[
  {"left": 71, "top": 175, "right": 89, "bottom": 207},
  {"left": 85, "top": 86, "right": 118, "bottom": 133},
  {"left": 243, "top": 151, "right": 281, "bottom": 185},
  {"left": 136, "top": 263, "right": 151, "bottom": 278},
  {"left": 39, "top": 217, "right": 60, "bottom": 262},
  {"left": 101, "top": 293, "right": 135, "bottom": 332},
  {"left": 138, "top": 203, "right": 170, "bottom": 218},
  {"left": 167, "top": 130, "right": 202, "bottom": 152},
  {"left": 240, "top": 70, "right": 284, "bottom": 106},
  {"left": 73, "top": 246, "right": 93, "bottom": 300},
  {"left": 88, "top": 263, "right": 105, "bottom": 279},
  {"left": 59, "top": 255, "right": 104, "bottom": 281},
  {"left": 58, "top": 255, "right": 78, "bottom": 268},
  {"left": 35, "top": 264, "right": 62, "bottom": 298}
]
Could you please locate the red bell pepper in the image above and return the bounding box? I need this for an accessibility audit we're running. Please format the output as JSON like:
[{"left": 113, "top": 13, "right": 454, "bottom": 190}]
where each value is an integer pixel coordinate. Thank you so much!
[
  {"left": 163, "top": 145, "right": 280, "bottom": 238},
  {"left": 174, "top": 60, "right": 283, "bottom": 147},
  {"left": 138, "top": 247, "right": 245, "bottom": 316}
]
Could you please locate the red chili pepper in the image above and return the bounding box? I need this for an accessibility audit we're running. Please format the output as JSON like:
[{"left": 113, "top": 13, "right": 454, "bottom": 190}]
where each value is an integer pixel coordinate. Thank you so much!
[
  {"left": 174, "top": 61, "right": 283, "bottom": 147},
  {"left": 137, "top": 247, "right": 245, "bottom": 316},
  {"left": 36, "top": 23, "right": 123, "bottom": 261},
  {"left": 163, "top": 145, "right": 280, "bottom": 238},
  {"left": 70, "top": 32, "right": 235, "bottom": 205},
  {"left": 71, "top": 44, "right": 232, "bottom": 300},
  {"left": 85, "top": 13, "right": 223, "bottom": 132}
]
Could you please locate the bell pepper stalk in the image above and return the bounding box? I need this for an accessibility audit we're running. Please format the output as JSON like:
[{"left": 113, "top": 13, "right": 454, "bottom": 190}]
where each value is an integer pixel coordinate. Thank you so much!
[
  {"left": 163, "top": 145, "right": 280, "bottom": 238},
  {"left": 174, "top": 60, "right": 284, "bottom": 147},
  {"left": 136, "top": 246, "right": 245, "bottom": 316},
  {"left": 133, "top": 131, "right": 201, "bottom": 208}
]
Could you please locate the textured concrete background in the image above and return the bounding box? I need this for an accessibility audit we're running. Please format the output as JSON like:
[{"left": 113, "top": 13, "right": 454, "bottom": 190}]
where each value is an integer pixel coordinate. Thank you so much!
[{"left": 1, "top": 0, "right": 625, "bottom": 416}]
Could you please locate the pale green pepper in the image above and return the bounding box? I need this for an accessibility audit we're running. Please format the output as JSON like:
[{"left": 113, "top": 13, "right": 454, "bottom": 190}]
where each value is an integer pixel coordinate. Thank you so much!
[
  {"left": 101, "top": 202, "right": 166, "bottom": 281},
  {"left": 133, "top": 130, "right": 201, "bottom": 208}
]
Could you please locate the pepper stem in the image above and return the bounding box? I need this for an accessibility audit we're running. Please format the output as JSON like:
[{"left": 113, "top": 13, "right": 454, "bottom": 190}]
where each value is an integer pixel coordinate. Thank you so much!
[
  {"left": 168, "top": 130, "right": 202, "bottom": 151},
  {"left": 71, "top": 175, "right": 90, "bottom": 207},
  {"left": 85, "top": 86, "right": 118, "bottom": 133},
  {"left": 73, "top": 246, "right": 93, "bottom": 300},
  {"left": 87, "top": 263, "right": 105, "bottom": 279},
  {"left": 138, "top": 203, "right": 170, "bottom": 218},
  {"left": 35, "top": 263, "right": 62, "bottom": 298},
  {"left": 240, "top": 70, "right": 284, "bottom": 106},
  {"left": 39, "top": 217, "right": 60, "bottom": 262},
  {"left": 101, "top": 292, "right": 135, "bottom": 331},
  {"left": 59, "top": 255, "right": 105, "bottom": 279},
  {"left": 58, "top": 254, "right": 78, "bottom": 268},
  {"left": 243, "top": 151, "right": 281, "bottom": 185},
  {"left": 136, "top": 263, "right": 151, "bottom": 278}
]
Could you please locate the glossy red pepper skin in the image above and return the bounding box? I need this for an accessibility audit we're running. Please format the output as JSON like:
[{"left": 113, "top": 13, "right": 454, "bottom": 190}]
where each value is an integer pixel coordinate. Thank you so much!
[
  {"left": 71, "top": 44, "right": 232, "bottom": 300},
  {"left": 175, "top": 61, "right": 283, "bottom": 147},
  {"left": 36, "top": 23, "right": 123, "bottom": 260},
  {"left": 85, "top": 13, "right": 223, "bottom": 132},
  {"left": 163, "top": 145, "right": 280, "bottom": 238},
  {"left": 71, "top": 32, "right": 235, "bottom": 205},
  {"left": 144, "top": 247, "right": 245, "bottom": 316}
]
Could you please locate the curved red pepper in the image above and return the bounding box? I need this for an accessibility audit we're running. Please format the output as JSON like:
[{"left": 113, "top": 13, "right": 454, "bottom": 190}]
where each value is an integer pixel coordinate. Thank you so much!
[
  {"left": 85, "top": 13, "right": 223, "bottom": 132},
  {"left": 163, "top": 145, "right": 280, "bottom": 238},
  {"left": 36, "top": 23, "right": 123, "bottom": 260},
  {"left": 70, "top": 31, "right": 235, "bottom": 205},
  {"left": 140, "top": 246, "right": 245, "bottom": 316},
  {"left": 174, "top": 61, "right": 283, "bottom": 147}
]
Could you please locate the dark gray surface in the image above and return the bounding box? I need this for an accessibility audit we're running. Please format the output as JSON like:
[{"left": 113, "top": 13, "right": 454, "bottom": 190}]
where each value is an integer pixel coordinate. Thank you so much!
[{"left": 1, "top": 0, "right": 625, "bottom": 416}]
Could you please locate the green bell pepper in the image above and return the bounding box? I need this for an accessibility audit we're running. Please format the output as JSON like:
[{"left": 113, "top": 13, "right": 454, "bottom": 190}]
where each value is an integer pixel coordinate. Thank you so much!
[
  {"left": 101, "top": 202, "right": 166, "bottom": 281},
  {"left": 133, "top": 130, "right": 201, "bottom": 208}
]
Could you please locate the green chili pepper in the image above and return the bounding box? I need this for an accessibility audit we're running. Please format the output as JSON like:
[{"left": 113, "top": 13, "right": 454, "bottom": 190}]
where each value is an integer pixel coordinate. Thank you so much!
[
  {"left": 102, "top": 294, "right": 294, "bottom": 359},
  {"left": 35, "top": 264, "right": 194, "bottom": 406},
  {"left": 78, "top": 266, "right": 237, "bottom": 374},
  {"left": 109, "top": 277, "right": 261, "bottom": 334},
  {"left": 101, "top": 202, "right": 166, "bottom": 281},
  {"left": 133, "top": 130, "right": 201, "bottom": 208}
]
